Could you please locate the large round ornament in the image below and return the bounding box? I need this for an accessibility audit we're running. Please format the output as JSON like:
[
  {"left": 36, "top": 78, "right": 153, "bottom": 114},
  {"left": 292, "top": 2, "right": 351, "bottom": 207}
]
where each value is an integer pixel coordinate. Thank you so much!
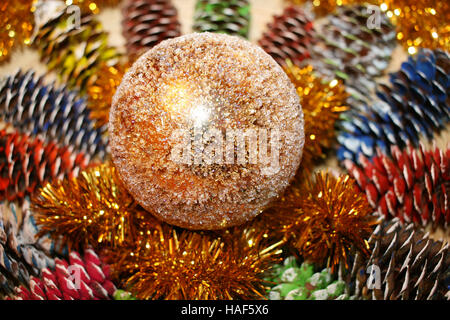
[{"left": 109, "top": 32, "right": 304, "bottom": 230}]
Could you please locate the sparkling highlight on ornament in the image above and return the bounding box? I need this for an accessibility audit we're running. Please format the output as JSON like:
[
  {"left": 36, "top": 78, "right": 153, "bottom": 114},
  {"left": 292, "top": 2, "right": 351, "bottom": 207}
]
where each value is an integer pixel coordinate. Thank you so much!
[{"left": 109, "top": 33, "right": 304, "bottom": 230}]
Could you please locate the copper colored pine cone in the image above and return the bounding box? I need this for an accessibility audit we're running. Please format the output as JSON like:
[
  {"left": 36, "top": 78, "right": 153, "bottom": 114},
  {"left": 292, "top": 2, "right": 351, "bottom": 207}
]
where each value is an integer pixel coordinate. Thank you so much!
[
  {"left": 122, "top": 0, "right": 181, "bottom": 60},
  {"left": 258, "top": 6, "right": 317, "bottom": 68}
]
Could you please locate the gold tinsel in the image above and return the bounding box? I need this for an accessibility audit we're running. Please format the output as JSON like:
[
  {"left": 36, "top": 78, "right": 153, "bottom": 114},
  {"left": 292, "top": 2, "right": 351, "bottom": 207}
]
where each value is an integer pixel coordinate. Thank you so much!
[
  {"left": 281, "top": 171, "right": 377, "bottom": 271},
  {"left": 379, "top": 0, "right": 449, "bottom": 52},
  {"left": 0, "top": 0, "right": 34, "bottom": 64},
  {"left": 32, "top": 163, "right": 151, "bottom": 251},
  {"left": 87, "top": 62, "right": 129, "bottom": 126},
  {"left": 32, "top": 163, "right": 284, "bottom": 299},
  {"left": 284, "top": 62, "right": 348, "bottom": 171},
  {"left": 287, "top": 0, "right": 449, "bottom": 52},
  {"left": 110, "top": 225, "right": 283, "bottom": 300}
]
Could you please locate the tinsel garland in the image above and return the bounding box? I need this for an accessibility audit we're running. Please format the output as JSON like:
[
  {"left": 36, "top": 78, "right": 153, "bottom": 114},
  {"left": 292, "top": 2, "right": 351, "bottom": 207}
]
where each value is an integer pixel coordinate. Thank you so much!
[
  {"left": 284, "top": 62, "right": 348, "bottom": 171},
  {"left": 85, "top": 62, "right": 128, "bottom": 126},
  {"left": 109, "top": 225, "right": 283, "bottom": 300},
  {"left": 253, "top": 171, "right": 377, "bottom": 271},
  {"left": 282, "top": 171, "right": 377, "bottom": 271},
  {"left": 0, "top": 0, "right": 34, "bottom": 64},
  {"left": 32, "top": 164, "right": 150, "bottom": 251},
  {"left": 31, "top": 164, "right": 284, "bottom": 299}
]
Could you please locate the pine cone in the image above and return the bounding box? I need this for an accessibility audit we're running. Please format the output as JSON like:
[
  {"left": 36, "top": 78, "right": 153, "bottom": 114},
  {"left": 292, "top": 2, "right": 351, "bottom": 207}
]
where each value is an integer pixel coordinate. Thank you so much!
[
  {"left": 346, "top": 219, "right": 449, "bottom": 300},
  {"left": 0, "top": 201, "right": 64, "bottom": 296},
  {"left": 311, "top": 4, "right": 396, "bottom": 105},
  {"left": 33, "top": 9, "right": 121, "bottom": 93},
  {"left": 0, "top": 70, "right": 108, "bottom": 160},
  {"left": 337, "top": 49, "right": 450, "bottom": 163},
  {"left": 193, "top": 0, "right": 250, "bottom": 38},
  {"left": 268, "top": 257, "right": 348, "bottom": 300},
  {"left": 121, "top": 0, "right": 181, "bottom": 60},
  {"left": 344, "top": 144, "right": 449, "bottom": 228},
  {"left": 0, "top": 130, "right": 88, "bottom": 202},
  {"left": 258, "top": 6, "right": 316, "bottom": 68},
  {"left": 8, "top": 249, "right": 116, "bottom": 300}
]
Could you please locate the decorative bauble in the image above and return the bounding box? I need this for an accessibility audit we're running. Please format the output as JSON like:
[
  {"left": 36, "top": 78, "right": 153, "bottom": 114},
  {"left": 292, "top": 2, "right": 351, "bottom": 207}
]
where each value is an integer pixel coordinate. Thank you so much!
[{"left": 109, "top": 33, "right": 304, "bottom": 230}]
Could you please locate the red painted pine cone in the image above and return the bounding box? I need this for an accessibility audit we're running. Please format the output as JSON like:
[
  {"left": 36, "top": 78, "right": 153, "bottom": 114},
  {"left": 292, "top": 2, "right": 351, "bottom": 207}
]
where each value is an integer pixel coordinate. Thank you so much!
[
  {"left": 0, "top": 130, "right": 88, "bottom": 202},
  {"left": 344, "top": 144, "right": 449, "bottom": 228},
  {"left": 9, "top": 249, "right": 116, "bottom": 300}
]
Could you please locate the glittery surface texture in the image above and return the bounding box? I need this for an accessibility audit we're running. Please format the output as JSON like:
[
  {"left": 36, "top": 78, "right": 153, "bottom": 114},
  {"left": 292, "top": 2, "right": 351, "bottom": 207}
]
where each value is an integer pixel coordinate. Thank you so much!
[{"left": 109, "top": 33, "right": 304, "bottom": 230}]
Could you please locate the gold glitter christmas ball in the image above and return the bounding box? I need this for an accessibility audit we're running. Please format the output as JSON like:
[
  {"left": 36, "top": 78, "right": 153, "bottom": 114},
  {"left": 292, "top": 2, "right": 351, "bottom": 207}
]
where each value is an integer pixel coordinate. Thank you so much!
[{"left": 109, "top": 33, "right": 304, "bottom": 230}]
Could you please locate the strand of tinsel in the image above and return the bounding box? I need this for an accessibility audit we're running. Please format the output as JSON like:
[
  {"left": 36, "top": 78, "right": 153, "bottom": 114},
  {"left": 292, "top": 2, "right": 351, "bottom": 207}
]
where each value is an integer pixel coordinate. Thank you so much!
[
  {"left": 121, "top": 0, "right": 181, "bottom": 61},
  {"left": 345, "top": 218, "right": 449, "bottom": 300},
  {"left": 85, "top": 62, "right": 128, "bottom": 126},
  {"left": 344, "top": 144, "right": 449, "bottom": 228},
  {"left": 0, "top": 201, "right": 65, "bottom": 296},
  {"left": 193, "top": 0, "right": 251, "bottom": 38},
  {"left": 0, "top": 70, "right": 108, "bottom": 160},
  {"left": 0, "top": 0, "right": 34, "bottom": 64},
  {"left": 283, "top": 62, "right": 348, "bottom": 171},
  {"left": 338, "top": 49, "right": 450, "bottom": 163},
  {"left": 31, "top": 163, "right": 284, "bottom": 299},
  {"left": 7, "top": 249, "right": 116, "bottom": 300},
  {"left": 32, "top": 164, "right": 149, "bottom": 252},
  {"left": 249, "top": 171, "right": 377, "bottom": 272},
  {"left": 0, "top": 129, "right": 88, "bottom": 202},
  {"left": 109, "top": 225, "right": 283, "bottom": 300}
]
